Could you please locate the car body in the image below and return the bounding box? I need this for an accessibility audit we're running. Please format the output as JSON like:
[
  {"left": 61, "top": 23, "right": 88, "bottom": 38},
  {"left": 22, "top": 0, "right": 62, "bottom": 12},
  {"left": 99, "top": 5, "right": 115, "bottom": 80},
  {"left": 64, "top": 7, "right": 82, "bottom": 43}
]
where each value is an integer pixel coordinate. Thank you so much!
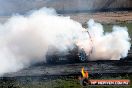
[{"left": 46, "top": 45, "right": 88, "bottom": 64}]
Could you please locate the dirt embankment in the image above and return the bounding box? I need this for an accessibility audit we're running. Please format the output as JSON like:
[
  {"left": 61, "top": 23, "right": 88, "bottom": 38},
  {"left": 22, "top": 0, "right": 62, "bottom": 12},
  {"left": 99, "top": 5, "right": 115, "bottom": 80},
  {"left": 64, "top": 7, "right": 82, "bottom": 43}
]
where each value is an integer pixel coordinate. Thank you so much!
[
  {"left": 0, "top": 0, "right": 132, "bottom": 15},
  {"left": 0, "top": 0, "right": 132, "bottom": 24},
  {"left": 68, "top": 11, "right": 132, "bottom": 24}
]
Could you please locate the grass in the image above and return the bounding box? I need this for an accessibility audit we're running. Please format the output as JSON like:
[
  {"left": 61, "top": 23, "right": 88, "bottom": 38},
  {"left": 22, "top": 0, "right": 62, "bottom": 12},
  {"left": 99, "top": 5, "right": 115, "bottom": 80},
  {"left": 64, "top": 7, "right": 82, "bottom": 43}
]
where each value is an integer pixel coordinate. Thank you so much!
[{"left": 0, "top": 74, "right": 132, "bottom": 88}]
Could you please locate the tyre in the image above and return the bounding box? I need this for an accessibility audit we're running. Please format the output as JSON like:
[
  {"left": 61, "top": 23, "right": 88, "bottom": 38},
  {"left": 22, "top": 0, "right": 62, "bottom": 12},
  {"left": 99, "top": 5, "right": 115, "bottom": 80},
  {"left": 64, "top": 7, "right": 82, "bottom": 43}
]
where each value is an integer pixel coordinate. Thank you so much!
[{"left": 78, "top": 49, "right": 87, "bottom": 62}]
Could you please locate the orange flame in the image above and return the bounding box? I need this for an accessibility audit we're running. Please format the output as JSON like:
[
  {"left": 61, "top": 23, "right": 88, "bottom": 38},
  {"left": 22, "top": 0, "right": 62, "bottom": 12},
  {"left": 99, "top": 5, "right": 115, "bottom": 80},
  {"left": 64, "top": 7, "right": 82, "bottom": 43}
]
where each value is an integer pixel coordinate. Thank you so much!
[{"left": 81, "top": 67, "right": 89, "bottom": 78}]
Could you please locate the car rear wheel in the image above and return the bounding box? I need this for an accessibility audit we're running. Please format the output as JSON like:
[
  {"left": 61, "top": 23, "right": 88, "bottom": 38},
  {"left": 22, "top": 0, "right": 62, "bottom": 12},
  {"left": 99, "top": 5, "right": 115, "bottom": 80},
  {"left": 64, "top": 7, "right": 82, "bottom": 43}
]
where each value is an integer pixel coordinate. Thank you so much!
[{"left": 78, "top": 49, "right": 87, "bottom": 62}]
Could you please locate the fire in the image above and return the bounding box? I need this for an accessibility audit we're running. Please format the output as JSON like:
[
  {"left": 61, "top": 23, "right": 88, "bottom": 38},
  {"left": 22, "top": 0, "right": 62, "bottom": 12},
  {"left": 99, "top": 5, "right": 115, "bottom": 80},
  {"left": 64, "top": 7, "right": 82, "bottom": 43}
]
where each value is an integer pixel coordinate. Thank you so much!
[
  {"left": 81, "top": 67, "right": 89, "bottom": 78},
  {"left": 80, "top": 67, "right": 130, "bottom": 86}
]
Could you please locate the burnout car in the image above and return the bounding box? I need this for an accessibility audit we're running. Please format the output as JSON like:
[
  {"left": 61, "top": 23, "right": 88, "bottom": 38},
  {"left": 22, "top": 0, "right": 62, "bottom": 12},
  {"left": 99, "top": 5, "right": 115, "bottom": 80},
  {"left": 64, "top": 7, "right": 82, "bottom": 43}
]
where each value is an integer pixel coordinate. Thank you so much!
[{"left": 46, "top": 45, "right": 88, "bottom": 64}]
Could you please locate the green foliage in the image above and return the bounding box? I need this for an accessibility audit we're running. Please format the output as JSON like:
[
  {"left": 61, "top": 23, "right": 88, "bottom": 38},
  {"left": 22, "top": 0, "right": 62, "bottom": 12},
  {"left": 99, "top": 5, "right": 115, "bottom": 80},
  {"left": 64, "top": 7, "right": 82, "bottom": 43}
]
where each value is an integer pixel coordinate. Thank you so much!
[
  {"left": 0, "top": 74, "right": 131, "bottom": 88},
  {"left": 0, "top": 78, "right": 20, "bottom": 88}
]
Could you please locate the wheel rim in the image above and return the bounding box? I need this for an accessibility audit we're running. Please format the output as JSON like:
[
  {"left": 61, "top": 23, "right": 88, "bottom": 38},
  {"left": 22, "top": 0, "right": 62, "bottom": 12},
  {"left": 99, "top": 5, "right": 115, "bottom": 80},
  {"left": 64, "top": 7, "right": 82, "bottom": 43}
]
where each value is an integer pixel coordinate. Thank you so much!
[{"left": 79, "top": 49, "right": 86, "bottom": 61}]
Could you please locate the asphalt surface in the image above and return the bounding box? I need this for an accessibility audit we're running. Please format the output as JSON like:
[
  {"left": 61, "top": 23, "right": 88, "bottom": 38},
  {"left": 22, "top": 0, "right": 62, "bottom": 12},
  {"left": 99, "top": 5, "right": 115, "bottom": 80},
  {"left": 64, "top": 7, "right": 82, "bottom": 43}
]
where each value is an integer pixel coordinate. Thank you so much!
[
  {"left": 3, "top": 59, "right": 132, "bottom": 77},
  {"left": 3, "top": 49, "right": 132, "bottom": 77}
]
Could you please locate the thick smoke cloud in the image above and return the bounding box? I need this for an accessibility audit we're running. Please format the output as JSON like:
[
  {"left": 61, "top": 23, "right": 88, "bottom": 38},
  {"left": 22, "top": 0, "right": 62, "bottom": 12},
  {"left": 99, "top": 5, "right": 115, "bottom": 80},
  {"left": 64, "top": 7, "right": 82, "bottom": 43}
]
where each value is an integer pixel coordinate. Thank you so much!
[
  {"left": 87, "top": 19, "right": 131, "bottom": 60},
  {"left": 0, "top": 7, "right": 130, "bottom": 76}
]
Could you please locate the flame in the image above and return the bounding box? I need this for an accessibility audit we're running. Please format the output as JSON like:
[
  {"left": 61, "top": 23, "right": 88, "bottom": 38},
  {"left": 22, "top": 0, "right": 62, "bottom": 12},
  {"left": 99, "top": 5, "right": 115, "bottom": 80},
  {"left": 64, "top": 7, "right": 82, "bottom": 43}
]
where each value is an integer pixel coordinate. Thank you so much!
[{"left": 81, "top": 67, "right": 89, "bottom": 78}]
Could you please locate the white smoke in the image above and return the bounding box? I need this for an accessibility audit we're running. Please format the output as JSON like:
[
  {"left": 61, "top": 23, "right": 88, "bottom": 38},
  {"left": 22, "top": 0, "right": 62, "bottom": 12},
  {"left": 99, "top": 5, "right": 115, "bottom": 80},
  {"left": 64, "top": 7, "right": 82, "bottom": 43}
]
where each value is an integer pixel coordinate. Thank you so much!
[
  {"left": 0, "top": 7, "right": 130, "bottom": 76},
  {"left": 87, "top": 19, "right": 131, "bottom": 60}
]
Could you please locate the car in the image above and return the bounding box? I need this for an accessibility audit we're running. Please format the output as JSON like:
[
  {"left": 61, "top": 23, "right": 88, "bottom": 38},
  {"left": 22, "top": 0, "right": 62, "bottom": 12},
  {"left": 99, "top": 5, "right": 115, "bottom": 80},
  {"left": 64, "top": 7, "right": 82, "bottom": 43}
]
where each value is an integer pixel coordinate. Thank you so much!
[{"left": 46, "top": 45, "right": 88, "bottom": 64}]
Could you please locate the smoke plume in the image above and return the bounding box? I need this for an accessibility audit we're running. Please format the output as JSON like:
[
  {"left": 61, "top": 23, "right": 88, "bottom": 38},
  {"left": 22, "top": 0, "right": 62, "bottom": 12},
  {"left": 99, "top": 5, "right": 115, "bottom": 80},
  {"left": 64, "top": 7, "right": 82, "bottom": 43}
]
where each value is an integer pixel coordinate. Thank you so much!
[
  {"left": 86, "top": 19, "right": 131, "bottom": 60},
  {"left": 0, "top": 7, "right": 130, "bottom": 76}
]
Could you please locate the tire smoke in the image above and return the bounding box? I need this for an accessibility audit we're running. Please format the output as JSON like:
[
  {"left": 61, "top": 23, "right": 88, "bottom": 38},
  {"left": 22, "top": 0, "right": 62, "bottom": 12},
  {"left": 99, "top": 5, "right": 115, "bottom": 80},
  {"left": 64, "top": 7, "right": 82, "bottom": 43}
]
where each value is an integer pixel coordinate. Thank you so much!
[{"left": 0, "top": 7, "right": 130, "bottom": 76}]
